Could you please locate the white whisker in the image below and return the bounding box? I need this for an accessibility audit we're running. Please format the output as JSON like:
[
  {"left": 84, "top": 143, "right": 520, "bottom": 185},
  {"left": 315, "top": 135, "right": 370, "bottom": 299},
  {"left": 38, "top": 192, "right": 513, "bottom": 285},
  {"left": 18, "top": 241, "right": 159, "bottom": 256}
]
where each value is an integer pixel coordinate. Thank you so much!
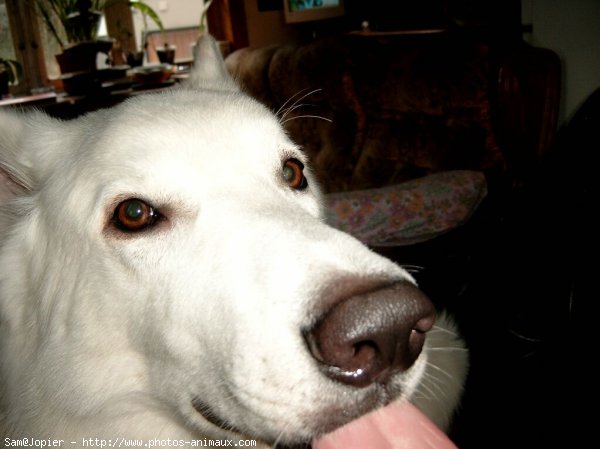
[
  {"left": 508, "top": 328, "right": 542, "bottom": 342},
  {"left": 429, "top": 325, "right": 460, "bottom": 337},
  {"left": 424, "top": 362, "right": 457, "bottom": 381},
  {"left": 281, "top": 114, "right": 332, "bottom": 125},
  {"left": 422, "top": 371, "right": 452, "bottom": 396},
  {"left": 402, "top": 264, "right": 425, "bottom": 273},
  {"left": 426, "top": 347, "right": 468, "bottom": 352},
  {"left": 278, "top": 88, "right": 325, "bottom": 123},
  {"left": 412, "top": 377, "right": 437, "bottom": 402},
  {"left": 275, "top": 88, "right": 314, "bottom": 117}
]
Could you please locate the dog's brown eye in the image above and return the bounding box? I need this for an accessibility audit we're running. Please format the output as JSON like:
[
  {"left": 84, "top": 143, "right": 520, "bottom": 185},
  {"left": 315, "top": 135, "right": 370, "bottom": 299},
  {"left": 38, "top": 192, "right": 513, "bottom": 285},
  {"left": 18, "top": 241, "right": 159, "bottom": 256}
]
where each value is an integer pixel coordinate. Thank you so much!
[
  {"left": 113, "top": 199, "right": 160, "bottom": 232},
  {"left": 282, "top": 158, "right": 308, "bottom": 190}
]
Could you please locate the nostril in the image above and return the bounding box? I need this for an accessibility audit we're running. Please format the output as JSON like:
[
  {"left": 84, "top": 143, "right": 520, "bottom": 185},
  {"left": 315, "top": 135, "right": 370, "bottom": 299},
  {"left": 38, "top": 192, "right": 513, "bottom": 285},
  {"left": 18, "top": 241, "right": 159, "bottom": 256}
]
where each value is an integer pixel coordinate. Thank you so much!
[
  {"left": 305, "top": 281, "right": 435, "bottom": 388},
  {"left": 414, "top": 315, "right": 435, "bottom": 334}
]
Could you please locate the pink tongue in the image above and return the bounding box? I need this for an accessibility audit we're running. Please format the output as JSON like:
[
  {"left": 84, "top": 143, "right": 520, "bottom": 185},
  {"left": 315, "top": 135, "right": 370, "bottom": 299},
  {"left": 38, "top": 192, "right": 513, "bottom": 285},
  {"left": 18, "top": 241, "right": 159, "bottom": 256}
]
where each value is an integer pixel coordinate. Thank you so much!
[{"left": 312, "top": 401, "right": 458, "bottom": 449}]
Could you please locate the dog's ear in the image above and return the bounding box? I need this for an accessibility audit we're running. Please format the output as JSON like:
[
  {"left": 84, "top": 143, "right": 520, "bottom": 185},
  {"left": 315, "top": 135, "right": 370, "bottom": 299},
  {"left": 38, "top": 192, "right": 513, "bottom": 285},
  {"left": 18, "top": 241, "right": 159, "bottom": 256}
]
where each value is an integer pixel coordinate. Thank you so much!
[
  {"left": 183, "top": 34, "right": 240, "bottom": 92},
  {"left": 0, "top": 111, "right": 35, "bottom": 202}
]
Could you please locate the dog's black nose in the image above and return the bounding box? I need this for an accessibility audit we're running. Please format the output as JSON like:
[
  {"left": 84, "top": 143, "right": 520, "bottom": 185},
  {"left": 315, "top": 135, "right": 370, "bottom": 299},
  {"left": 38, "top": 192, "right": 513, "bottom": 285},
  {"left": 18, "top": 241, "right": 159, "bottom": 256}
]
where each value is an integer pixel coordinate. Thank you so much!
[{"left": 305, "top": 282, "right": 435, "bottom": 388}]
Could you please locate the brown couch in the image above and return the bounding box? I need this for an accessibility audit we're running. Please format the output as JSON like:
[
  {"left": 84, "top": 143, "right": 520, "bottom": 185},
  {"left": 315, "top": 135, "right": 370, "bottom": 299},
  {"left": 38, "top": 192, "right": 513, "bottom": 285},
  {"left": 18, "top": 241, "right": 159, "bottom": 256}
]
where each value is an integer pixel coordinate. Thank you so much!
[
  {"left": 225, "top": 32, "right": 560, "bottom": 194},
  {"left": 226, "top": 33, "right": 564, "bottom": 448}
]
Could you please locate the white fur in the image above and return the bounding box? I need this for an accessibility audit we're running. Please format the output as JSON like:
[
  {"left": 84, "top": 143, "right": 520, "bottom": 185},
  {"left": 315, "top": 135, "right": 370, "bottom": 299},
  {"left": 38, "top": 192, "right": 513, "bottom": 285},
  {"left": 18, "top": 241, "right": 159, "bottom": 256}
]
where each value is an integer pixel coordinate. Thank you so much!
[{"left": 0, "top": 36, "right": 467, "bottom": 447}]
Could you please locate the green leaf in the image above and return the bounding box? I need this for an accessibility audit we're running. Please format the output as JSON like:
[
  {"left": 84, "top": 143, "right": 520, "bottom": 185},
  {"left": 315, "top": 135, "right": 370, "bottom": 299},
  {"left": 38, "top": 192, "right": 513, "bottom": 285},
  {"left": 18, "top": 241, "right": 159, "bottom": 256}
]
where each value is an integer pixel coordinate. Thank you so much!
[
  {"left": 34, "top": 0, "right": 67, "bottom": 48},
  {"left": 129, "top": 1, "right": 164, "bottom": 34},
  {"left": 199, "top": 0, "right": 214, "bottom": 33}
]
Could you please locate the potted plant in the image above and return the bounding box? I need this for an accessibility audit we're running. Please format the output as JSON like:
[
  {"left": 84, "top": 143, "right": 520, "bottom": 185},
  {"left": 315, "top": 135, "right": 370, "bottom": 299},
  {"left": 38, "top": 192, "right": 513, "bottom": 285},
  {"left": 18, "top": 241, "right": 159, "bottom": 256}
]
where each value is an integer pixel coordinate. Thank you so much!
[
  {"left": 0, "top": 57, "right": 22, "bottom": 97},
  {"left": 127, "top": 0, "right": 165, "bottom": 66},
  {"left": 35, "top": 0, "right": 164, "bottom": 73}
]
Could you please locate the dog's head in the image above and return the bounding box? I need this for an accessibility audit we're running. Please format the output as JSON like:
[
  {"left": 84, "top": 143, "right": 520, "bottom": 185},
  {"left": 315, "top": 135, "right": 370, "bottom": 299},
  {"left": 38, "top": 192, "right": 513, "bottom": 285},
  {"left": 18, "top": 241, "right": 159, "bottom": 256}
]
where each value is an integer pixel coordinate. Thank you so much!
[{"left": 0, "top": 36, "right": 466, "bottom": 446}]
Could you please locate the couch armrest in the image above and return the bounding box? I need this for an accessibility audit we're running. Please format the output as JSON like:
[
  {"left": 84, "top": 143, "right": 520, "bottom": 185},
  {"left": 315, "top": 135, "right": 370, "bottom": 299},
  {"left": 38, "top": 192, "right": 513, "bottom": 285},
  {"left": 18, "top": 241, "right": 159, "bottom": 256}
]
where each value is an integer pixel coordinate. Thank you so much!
[{"left": 325, "top": 170, "right": 487, "bottom": 247}]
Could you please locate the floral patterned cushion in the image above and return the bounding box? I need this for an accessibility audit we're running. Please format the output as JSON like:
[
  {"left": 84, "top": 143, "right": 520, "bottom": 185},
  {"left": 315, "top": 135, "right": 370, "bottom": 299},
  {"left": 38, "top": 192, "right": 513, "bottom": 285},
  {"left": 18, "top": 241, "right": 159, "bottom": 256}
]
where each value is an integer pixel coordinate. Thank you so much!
[{"left": 325, "top": 170, "right": 487, "bottom": 246}]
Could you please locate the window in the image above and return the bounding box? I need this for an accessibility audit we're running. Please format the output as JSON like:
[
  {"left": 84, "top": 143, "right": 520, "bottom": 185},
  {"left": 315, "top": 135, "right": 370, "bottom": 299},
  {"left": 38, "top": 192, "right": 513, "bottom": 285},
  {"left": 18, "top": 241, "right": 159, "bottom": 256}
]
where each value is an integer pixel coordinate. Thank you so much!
[
  {"left": 1, "top": 1, "right": 228, "bottom": 97},
  {"left": 1, "top": 1, "right": 135, "bottom": 95},
  {"left": 0, "top": 0, "right": 16, "bottom": 61}
]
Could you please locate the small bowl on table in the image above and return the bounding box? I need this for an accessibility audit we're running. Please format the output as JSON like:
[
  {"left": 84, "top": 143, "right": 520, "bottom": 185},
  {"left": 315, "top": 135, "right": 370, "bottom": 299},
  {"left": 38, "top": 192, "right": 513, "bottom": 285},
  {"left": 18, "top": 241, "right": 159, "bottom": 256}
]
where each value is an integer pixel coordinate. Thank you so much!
[{"left": 130, "top": 64, "right": 174, "bottom": 88}]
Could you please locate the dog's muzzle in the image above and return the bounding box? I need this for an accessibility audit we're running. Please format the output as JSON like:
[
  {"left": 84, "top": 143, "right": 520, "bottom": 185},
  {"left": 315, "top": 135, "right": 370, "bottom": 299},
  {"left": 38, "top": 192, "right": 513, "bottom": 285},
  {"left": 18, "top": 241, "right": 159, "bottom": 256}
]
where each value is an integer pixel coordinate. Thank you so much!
[{"left": 304, "top": 281, "right": 435, "bottom": 388}]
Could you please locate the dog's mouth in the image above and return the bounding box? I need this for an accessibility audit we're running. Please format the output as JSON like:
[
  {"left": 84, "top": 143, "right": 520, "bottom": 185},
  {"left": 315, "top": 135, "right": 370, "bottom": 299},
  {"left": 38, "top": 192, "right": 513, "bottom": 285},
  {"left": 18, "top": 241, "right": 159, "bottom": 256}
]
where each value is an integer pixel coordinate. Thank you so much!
[
  {"left": 192, "top": 396, "right": 458, "bottom": 449},
  {"left": 191, "top": 380, "right": 390, "bottom": 444},
  {"left": 192, "top": 398, "right": 232, "bottom": 431},
  {"left": 312, "top": 400, "right": 459, "bottom": 449},
  {"left": 192, "top": 397, "right": 255, "bottom": 440}
]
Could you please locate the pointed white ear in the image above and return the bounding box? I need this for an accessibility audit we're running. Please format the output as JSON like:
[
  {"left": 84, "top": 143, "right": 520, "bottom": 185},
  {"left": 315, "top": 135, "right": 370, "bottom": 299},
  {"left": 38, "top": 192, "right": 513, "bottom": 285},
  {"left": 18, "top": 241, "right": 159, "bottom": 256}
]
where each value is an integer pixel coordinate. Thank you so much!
[
  {"left": 184, "top": 34, "right": 239, "bottom": 92},
  {"left": 0, "top": 111, "right": 34, "bottom": 203}
]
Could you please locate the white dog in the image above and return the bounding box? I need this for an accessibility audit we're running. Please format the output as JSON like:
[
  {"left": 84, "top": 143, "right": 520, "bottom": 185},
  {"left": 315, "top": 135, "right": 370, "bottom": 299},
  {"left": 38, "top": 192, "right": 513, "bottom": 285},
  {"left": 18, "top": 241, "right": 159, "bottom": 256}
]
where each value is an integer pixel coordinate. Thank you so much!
[{"left": 0, "top": 36, "right": 467, "bottom": 448}]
